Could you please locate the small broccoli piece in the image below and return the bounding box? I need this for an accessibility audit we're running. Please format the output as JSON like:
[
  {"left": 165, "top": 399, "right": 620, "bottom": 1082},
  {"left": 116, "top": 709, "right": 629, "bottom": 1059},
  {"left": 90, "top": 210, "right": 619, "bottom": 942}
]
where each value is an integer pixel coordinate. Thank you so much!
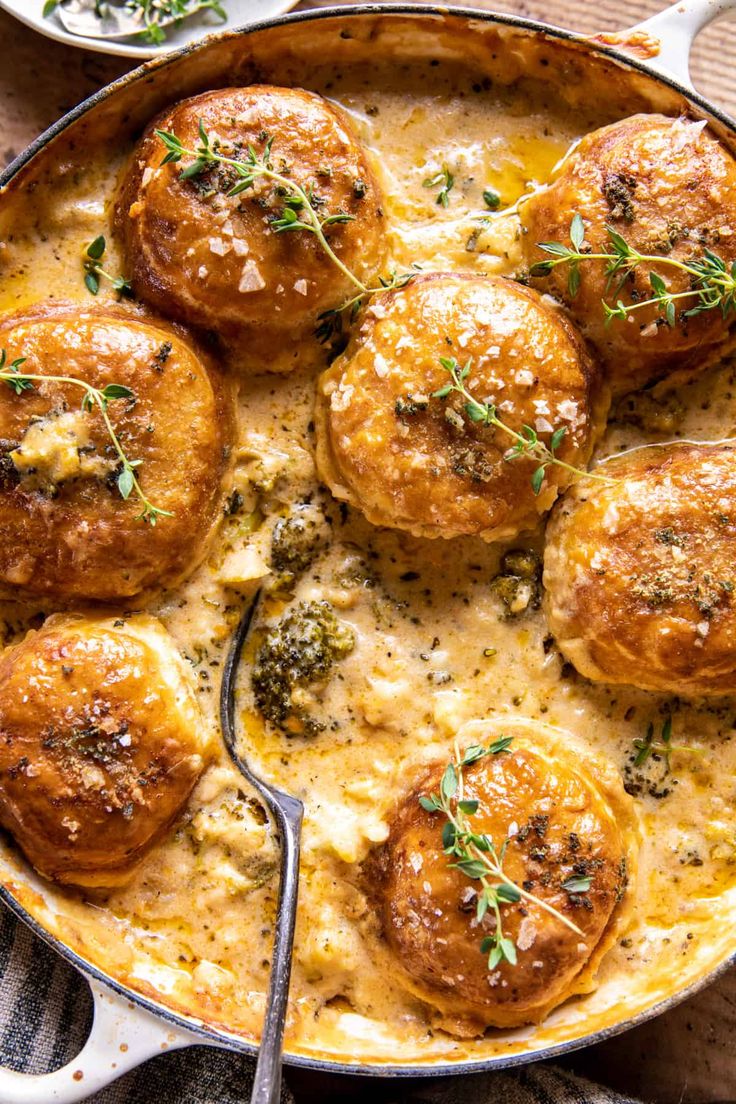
[
  {"left": 501, "top": 548, "right": 540, "bottom": 581},
  {"left": 490, "top": 548, "right": 542, "bottom": 619},
  {"left": 270, "top": 506, "right": 328, "bottom": 582},
  {"left": 252, "top": 601, "right": 355, "bottom": 737}
]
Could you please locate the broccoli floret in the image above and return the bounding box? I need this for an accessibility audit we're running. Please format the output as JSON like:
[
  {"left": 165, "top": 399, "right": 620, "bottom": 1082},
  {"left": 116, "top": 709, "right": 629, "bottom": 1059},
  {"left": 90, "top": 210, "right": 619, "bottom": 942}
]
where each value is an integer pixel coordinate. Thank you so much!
[
  {"left": 252, "top": 601, "right": 355, "bottom": 737},
  {"left": 490, "top": 548, "right": 542, "bottom": 619},
  {"left": 270, "top": 506, "right": 328, "bottom": 582},
  {"left": 500, "top": 548, "right": 540, "bottom": 581}
]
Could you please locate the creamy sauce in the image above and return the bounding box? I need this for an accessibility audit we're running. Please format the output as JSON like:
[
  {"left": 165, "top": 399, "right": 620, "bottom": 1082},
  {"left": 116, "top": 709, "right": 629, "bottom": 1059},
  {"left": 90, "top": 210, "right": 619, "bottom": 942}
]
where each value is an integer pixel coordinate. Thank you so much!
[{"left": 1, "top": 42, "right": 736, "bottom": 1065}]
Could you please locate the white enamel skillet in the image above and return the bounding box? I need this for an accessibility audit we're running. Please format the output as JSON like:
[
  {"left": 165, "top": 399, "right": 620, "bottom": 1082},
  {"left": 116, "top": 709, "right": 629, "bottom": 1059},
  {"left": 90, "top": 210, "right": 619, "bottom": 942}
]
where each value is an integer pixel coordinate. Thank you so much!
[{"left": 0, "top": 1, "right": 735, "bottom": 1099}]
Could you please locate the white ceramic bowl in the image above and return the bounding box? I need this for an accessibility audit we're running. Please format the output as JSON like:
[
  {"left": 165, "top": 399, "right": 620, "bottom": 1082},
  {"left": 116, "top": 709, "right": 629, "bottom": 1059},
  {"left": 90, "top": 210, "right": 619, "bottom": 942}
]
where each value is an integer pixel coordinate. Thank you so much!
[{"left": 0, "top": 0, "right": 299, "bottom": 58}]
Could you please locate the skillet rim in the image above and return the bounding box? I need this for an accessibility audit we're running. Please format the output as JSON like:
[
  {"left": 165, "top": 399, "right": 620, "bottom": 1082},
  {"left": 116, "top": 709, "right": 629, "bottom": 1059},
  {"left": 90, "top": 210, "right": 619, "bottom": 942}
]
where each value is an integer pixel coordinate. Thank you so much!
[
  {"left": 3, "top": 1, "right": 736, "bottom": 192},
  {"left": 1, "top": 1, "right": 735, "bottom": 1077}
]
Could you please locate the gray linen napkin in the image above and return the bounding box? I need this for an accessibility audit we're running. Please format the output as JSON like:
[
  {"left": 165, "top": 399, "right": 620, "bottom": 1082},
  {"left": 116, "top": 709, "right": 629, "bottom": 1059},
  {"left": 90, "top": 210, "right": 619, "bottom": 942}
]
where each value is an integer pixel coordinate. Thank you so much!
[{"left": 0, "top": 904, "right": 637, "bottom": 1104}]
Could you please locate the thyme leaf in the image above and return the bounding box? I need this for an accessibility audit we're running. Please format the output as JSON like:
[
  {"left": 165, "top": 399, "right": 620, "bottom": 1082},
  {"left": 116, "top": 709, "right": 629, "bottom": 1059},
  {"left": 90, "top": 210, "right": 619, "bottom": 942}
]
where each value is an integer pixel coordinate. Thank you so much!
[
  {"left": 419, "top": 738, "right": 584, "bottom": 971},
  {"left": 0, "top": 350, "right": 32, "bottom": 395},
  {"left": 0, "top": 349, "right": 171, "bottom": 525},
  {"left": 83, "top": 237, "right": 133, "bottom": 299},
  {"left": 155, "top": 123, "right": 415, "bottom": 344},
  {"left": 430, "top": 355, "right": 615, "bottom": 495},
  {"left": 423, "top": 163, "right": 455, "bottom": 208},
  {"left": 632, "top": 715, "right": 702, "bottom": 771},
  {"left": 482, "top": 188, "right": 502, "bottom": 211},
  {"left": 561, "top": 875, "right": 592, "bottom": 894},
  {"left": 530, "top": 216, "right": 736, "bottom": 326}
]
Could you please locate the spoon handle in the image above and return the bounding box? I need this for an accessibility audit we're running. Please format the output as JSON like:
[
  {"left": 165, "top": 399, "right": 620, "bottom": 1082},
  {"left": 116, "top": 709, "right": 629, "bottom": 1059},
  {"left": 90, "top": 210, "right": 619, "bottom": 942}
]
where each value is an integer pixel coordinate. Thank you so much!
[
  {"left": 219, "top": 591, "right": 304, "bottom": 1104},
  {"left": 251, "top": 791, "right": 303, "bottom": 1104}
]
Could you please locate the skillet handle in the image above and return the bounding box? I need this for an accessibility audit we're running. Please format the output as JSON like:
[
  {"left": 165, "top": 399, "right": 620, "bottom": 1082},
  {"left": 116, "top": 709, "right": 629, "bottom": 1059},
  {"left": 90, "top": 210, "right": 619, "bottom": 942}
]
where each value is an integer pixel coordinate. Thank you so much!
[
  {"left": 0, "top": 977, "right": 197, "bottom": 1104},
  {"left": 621, "top": 0, "right": 736, "bottom": 90}
]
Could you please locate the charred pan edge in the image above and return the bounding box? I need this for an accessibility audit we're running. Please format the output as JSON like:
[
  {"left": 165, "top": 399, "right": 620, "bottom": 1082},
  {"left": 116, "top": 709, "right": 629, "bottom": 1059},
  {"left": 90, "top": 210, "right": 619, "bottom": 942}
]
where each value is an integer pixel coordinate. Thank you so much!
[{"left": 1, "top": 0, "right": 735, "bottom": 1078}]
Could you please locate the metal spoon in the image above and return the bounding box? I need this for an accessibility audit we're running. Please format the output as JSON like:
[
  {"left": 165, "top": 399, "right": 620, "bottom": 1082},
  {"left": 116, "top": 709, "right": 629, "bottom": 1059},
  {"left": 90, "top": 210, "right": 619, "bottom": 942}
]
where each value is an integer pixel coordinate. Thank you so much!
[
  {"left": 220, "top": 590, "right": 304, "bottom": 1104},
  {"left": 55, "top": 0, "right": 209, "bottom": 41}
]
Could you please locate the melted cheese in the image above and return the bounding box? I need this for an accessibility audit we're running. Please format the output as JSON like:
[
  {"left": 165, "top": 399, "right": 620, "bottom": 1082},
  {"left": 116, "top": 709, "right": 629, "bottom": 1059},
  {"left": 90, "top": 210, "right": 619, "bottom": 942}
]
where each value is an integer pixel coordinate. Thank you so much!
[{"left": 10, "top": 410, "right": 109, "bottom": 490}]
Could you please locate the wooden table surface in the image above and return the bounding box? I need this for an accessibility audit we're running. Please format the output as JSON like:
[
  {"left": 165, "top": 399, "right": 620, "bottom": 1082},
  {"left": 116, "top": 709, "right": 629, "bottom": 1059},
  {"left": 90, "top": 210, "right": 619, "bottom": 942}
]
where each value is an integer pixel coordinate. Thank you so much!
[{"left": 1, "top": 2, "right": 736, "bottom": 1101}]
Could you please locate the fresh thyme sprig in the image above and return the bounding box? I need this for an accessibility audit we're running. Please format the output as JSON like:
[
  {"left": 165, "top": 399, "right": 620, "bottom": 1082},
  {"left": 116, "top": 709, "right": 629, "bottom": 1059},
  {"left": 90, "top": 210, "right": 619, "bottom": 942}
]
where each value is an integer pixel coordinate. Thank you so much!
[
  {"left": 419, "top": 737, "right": 584, "bottom": 971},
  {"left": 530, "top": 213, "right": 736, "bottom": 327},
  {"left": 83, "top": 236, "right": 132, "bottom": 299},
  {"left": 431, "top": 355, "right": 614, "bottom": 495},
  {"left": 155, "top": 123, "right": 413, "bottom": 343},
  {"left": 632, "top": 715, "right": 702, "bottom": 770},
  {"left": 43, "top": 0, "right": 227, "bottom": 45},
  {"left": 133, "top": 0, "right": 226, "bottom": 44},
  {"left": 423, "top": 164, "right": 455, "bottom": 208},
  {"left": 0, "top": 349, "right": 171, "bottom": 525},
  {"left": 315, "top": 268, "right": 416, "bottom": 345}
]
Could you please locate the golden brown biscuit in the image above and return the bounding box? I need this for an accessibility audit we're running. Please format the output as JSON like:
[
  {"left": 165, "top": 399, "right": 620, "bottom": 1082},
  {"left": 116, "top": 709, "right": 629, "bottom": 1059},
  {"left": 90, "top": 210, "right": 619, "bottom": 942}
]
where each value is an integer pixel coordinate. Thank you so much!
[
  {"left": 315, "top": 273, "right": 606, "bottom": 541},
  {"left": 0, "top": 613, "right": 212, "bottom": 888},
  {"left": 521, "top": 114, "right": 736, "bottom": 395},
  {"left": 544, "top": 442, "right": 736, "bottom": 695},
  {"left": 367, "top": 719, "right": 637, "bottom": 1034},
  {"left": 116, "top": 86, "right": 386, "bottom": 371},
  {"left": 0, "top": 303, "right": 231, "bottom": 602}
]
